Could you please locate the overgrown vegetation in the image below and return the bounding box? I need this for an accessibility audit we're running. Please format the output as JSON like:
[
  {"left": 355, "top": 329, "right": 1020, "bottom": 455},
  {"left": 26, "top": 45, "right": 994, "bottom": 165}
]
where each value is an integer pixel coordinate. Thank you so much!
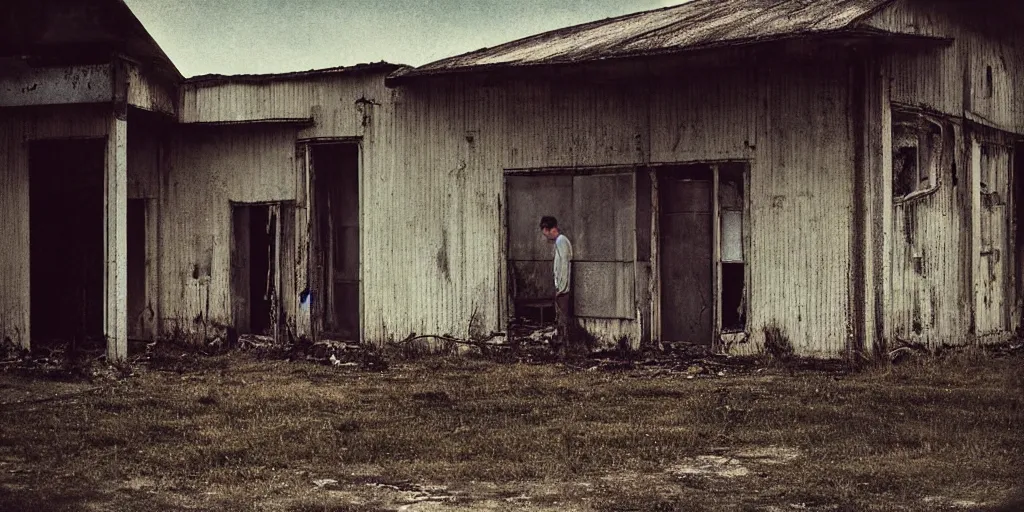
[
  {"left": 0, "top": 341, "right": 1021, "bottom": 511},
  {"left": 762, "top": 322, "right": 794, "bottom": 362}
]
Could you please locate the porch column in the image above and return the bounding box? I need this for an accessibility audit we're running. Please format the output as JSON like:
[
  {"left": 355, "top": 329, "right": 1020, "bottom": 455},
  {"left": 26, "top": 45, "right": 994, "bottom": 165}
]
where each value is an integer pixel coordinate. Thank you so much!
[{"left": 105, "top": 113, "right": 128, "bottom": 360}]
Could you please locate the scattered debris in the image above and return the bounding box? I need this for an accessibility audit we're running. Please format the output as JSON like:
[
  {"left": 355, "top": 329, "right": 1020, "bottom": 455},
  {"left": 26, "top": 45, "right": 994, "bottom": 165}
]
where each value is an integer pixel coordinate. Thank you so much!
[
  {"left": 668, "top": 447, "right": 802, "bottom": 480},
  {"left": 360, "top": 481, "right": 456, "bottom": 509},
  {"left": 237, "top": 334, "right": 275, "bottom": 350},
  {"left": 889, "top": 338, "right": 931, "bottom": 363},
  {"left": 732, "top": 446, "right": 802, "bottom": 465},
  {"left": 991, "top": 341, "right": 1023, "bottom": 358},
  {"left": 922, "top": 496, "right": 982, "bottom": 509},
  {"left": 668, "top": 456, "right": 751, "bottom": 478},
  {"left": 528, "top": 327, "right": 557, "bottom": 344},
  {"left": 313, "top": 478, "right": 339, "bottom": 489}
]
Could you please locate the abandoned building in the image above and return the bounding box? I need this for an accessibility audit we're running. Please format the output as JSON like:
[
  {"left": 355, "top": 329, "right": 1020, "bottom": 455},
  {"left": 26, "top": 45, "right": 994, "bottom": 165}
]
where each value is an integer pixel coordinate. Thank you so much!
[{"left": 1, "top": 0, "right": 1023, "bottom": 360}]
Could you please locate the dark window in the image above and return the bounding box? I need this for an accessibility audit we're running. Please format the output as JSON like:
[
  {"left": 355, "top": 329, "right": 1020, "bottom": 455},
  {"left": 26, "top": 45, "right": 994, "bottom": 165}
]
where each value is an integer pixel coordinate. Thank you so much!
[
  {"left": 985, "top": 65, "right": 994, "bottom": 99},
  {"left": 893, "top": 110, "right": 943, "bottom": 199}
]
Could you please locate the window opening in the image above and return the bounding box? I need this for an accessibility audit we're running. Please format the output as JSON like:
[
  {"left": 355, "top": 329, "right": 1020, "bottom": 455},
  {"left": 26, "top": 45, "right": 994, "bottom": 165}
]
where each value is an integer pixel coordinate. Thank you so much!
[
  {"left": 718, "top": 164, "right": 746, "bottom": 332},
  {"left": 893, "top": 110, "right": 943, "bottom": 199}
]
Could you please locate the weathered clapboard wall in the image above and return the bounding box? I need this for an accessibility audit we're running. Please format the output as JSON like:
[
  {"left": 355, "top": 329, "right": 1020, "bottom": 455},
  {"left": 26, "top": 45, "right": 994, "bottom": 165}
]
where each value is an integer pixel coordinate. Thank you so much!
[
  {"left": 378, "top": 59, "right": 854, "bottom": 357},
  {"left": 868, "top": 0, "right": 1024, "bottom": 131},
  {"left": 865, "top": 0, "right": 1024, "bottom": 348},
  {"left": 147, "top": 69, "right": 396, "bottom": 342},
  {"left": 154, "top": 123, "right": 301, "bottom": 339}
]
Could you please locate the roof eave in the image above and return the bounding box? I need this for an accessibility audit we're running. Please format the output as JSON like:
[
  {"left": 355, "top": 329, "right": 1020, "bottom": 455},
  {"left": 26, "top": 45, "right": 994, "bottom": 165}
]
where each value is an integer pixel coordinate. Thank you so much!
[
  {"left": 184, "top": 62, "right": 410, "bottom": 87},
  {"left": 385, "top": 30, "right": 951, "bottom": 88}
]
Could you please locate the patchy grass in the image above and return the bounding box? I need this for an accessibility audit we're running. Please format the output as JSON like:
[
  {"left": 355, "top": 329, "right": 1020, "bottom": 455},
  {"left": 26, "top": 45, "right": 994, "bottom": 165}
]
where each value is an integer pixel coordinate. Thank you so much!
[{"left": 0, "top": 349, "right": 1021, "bottom": 511}]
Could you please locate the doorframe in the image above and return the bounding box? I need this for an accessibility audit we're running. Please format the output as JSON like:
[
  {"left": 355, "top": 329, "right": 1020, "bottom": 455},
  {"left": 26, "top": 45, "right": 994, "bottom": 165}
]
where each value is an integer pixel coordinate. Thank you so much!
[
  {"left": 499, "top": 160, "right": 751, "bottom": 351},
  {"left": 302, "top": 138, "right": 364, "bottom": 342},
  {"left": 229, "top": 201, "right": 293, "bottom": 342},
  {"left": 650, "top": 160, "right": 751, "bottom": 352},
  {"left": 501, "top": 165, "right": 639, "bottom": 338},
  {"left": 27, "top": 136, "right": 108, "bottom": 347}
]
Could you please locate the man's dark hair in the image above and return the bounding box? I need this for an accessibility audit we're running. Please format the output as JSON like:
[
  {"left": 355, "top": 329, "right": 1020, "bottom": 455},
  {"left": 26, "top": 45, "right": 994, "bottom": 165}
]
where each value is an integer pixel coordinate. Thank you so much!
[{"left": 540, "top": 216, "right": 558, "bottom": 230}]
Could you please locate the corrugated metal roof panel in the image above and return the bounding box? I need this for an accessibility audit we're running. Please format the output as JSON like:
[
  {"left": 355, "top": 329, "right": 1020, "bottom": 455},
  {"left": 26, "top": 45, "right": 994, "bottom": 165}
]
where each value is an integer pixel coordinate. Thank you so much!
[
  {"left": 184, "top": 62, "right": 408, "bottom": 87},
  {"left": 392, "top": 0, "right": 896, "bottom": 81}
]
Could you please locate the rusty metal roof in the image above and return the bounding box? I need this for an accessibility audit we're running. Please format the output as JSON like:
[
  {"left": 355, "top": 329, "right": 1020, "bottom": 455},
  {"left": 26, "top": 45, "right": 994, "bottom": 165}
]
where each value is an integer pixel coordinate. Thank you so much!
[
  {"left": 389, "top": 0, "right": 897, "bottom": 83},
  {"left": 184, "top": 62, "right": 409, "bottom": 86}
]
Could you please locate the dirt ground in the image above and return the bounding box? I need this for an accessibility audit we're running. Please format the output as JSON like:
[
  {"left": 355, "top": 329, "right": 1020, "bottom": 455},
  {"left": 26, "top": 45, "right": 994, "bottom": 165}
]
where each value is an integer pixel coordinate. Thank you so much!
[{"left": 0, "top": 340, "right": 1022, "bottom": 511}]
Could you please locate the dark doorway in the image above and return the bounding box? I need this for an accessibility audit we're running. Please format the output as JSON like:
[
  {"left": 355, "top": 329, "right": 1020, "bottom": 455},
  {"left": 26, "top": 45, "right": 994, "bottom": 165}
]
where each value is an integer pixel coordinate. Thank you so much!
[
  {"left": 659, "top": 165, "right": 714, "bottom": 345},
  {"left": 231, "top": 204, "right": 278, "bottom": 336},
  {"left": 29, "top": 138, "right": 105, "bottom": 347},
  {"left": 311, "top": 143, "right": 360, "bottom": 340},
  {"left": 127, "top": 199, "right": 147, "bottom": 338}
]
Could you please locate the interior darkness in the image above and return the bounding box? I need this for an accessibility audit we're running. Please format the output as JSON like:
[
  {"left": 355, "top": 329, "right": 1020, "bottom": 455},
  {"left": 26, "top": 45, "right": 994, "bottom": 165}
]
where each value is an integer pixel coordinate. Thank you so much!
[
  {"left": 30, "top": 139, "right": 105, "bottom": 347},
  {"left": 249, "top": 206, "right": 273, "bottom": 335},
  {"left": 312, "top": 143, "right": 360, "bottom": 339},
  {"left": 721, "top": 263, "right": 746, "bottom": 332},
  {"left": 514, "top": 301, "right": 556, "bottom": 325},
  {"left": 127, "top": 199, "right": 146, "bottom": 338}
]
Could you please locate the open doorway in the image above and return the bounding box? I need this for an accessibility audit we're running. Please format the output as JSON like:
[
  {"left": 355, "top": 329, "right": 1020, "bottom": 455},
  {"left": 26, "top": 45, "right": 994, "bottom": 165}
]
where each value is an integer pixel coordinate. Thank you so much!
[
  {"left": 658, "top": 162, "right": 749, "bottom": 346},
  {"left": 29, "top": 138, "right": 105, "bottom": 348},
  {"left": 127, "top": 198, "right": 148, "bottom": 339},
  {"left": 231, "top": 204, "right": 279, "bottom": 337},
  {"left": 310, "top": 143, "right": 360, "bottom": 341}
]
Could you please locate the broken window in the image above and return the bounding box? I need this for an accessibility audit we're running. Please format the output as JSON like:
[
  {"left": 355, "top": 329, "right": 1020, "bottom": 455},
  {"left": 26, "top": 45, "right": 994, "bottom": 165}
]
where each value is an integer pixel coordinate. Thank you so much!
[
  {"left": 719, "top": 165, "right": 746, "bottom": 332},
  {"left": 893, "top": 110, "right": 943, "bottom": 199}
]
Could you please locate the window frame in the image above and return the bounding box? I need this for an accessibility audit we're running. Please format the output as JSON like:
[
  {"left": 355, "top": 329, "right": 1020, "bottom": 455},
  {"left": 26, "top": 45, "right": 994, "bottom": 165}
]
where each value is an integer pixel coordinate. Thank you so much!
[{"left": 892, "top": 108, "right": 944, "bottom": 204}]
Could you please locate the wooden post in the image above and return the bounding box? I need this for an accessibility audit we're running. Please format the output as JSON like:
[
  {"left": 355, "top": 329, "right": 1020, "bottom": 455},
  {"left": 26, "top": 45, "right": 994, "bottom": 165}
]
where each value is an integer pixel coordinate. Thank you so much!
[
  {"left": 712, "top": 164, "right": 722, "bottom": 353},
  {"left": 105, "top": 115, "right": 128, "bottom": 360},
  {"left": 295, "top": 144, "right": 312, "bottom": 338},
  {"left": 649, "top": 167, "right": 661, "bottom": 346},
  {"left": 106, "top": 58, "right": 129, "bottom": 361}
]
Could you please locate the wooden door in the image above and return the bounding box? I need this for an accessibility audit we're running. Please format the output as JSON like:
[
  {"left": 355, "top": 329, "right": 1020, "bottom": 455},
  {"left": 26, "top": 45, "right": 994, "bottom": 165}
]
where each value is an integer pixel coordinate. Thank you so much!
[{"left": 659, "top": 168, "right": 714, "bottom": 345}]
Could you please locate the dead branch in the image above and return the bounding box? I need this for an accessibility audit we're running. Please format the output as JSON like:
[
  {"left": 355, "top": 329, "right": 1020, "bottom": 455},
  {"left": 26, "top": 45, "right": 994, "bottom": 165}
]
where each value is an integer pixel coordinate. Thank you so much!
[{"left": 394, "top": 332, "right": 507, "bottom": 348}]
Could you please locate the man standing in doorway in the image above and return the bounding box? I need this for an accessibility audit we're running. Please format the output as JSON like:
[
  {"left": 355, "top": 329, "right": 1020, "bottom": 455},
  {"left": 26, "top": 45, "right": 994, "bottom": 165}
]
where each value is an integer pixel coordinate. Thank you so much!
[{"left": 540, "top": 216, "right": 573, "bottom": 358}]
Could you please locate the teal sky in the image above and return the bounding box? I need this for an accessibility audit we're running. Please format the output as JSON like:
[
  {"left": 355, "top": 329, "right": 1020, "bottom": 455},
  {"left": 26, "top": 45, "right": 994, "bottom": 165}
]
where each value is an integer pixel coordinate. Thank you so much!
[{"left": 122, "top": 1, "right": 687, "bottom": 77}]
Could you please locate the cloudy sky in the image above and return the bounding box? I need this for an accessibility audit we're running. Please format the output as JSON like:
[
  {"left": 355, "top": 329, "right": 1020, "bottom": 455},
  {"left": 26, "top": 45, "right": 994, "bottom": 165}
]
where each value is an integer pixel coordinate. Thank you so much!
[{"left": 122, "top": 0, "right": 687, "bottom": 77}]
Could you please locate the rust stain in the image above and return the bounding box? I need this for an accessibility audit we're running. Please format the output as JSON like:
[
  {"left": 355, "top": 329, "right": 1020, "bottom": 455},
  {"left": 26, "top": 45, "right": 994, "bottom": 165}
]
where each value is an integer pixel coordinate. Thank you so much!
[{"left": 437, "top": 228, "right": 451, "bottom": 282}]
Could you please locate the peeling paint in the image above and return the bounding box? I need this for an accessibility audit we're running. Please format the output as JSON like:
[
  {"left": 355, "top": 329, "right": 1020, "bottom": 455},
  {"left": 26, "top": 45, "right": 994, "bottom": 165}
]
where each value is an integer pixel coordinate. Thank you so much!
[{"left": 1, "top": 64, "right": 113, "bottom": 107}]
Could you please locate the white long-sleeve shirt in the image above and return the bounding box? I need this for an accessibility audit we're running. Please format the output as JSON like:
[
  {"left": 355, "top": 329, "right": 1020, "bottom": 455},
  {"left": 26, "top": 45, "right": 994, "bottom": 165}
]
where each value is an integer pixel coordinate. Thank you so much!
[{"left": 553, "top": 234, "right": 573, "bottom": 296}]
